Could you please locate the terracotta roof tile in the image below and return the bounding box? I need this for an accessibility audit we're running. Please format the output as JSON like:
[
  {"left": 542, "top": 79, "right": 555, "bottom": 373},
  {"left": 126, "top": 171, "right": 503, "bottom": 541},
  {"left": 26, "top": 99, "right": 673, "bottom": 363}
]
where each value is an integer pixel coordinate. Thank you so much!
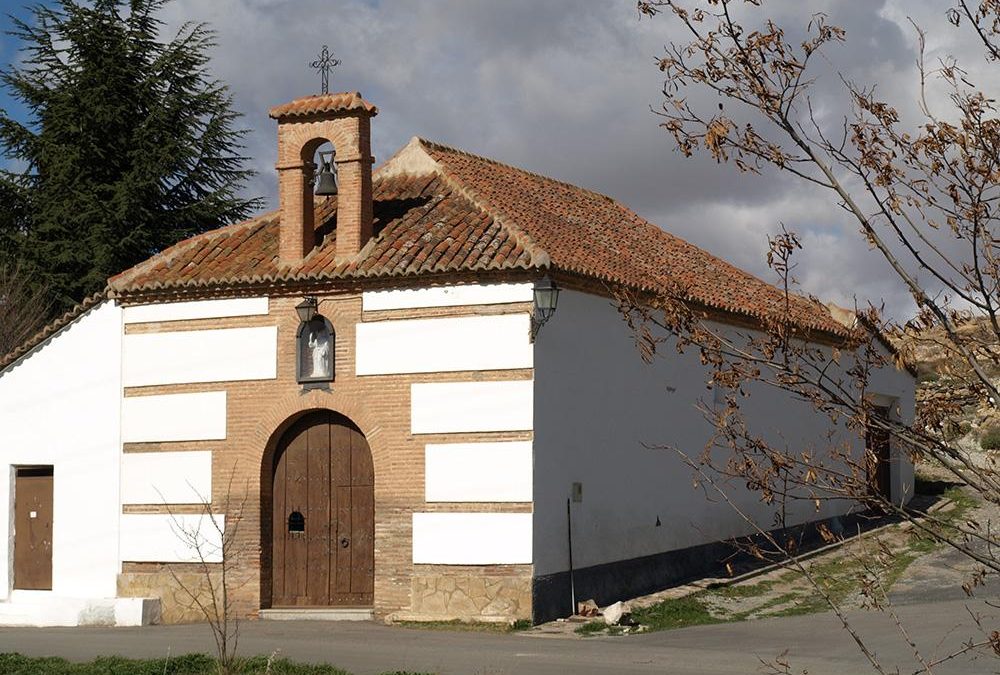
[
  {"left": 268, "top": 92, "right": 378, "bottom": 120},
  {"left": 108, "top": 137, "right": 848, "bottom": 336}
]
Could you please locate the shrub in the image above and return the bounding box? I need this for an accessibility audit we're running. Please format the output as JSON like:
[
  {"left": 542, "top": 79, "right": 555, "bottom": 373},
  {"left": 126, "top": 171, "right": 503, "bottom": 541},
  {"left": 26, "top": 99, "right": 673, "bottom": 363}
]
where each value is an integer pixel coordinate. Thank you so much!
[{"left": 981, "top": 428, "right": 1000, "bottom": 451}]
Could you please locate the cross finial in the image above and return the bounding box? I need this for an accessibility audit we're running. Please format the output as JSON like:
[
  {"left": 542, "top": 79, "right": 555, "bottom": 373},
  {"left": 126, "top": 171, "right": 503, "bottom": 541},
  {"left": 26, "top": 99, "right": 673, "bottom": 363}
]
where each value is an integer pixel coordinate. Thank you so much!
[{"left": 309, "top": 45, "right": 341, "bottom": 95}]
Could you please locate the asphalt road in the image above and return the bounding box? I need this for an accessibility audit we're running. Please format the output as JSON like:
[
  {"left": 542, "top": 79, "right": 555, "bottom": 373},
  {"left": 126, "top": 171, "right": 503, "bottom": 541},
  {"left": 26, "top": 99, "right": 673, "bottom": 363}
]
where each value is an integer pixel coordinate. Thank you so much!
[{"left": 0, "top": 598, "right": 995, "bottom": 675}]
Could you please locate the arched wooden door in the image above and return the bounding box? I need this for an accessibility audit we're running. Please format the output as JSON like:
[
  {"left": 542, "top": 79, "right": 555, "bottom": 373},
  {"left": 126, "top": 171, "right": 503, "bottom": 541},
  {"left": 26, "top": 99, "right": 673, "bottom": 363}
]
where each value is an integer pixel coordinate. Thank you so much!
[{"left": 271, "top": 410, "right": 374, "bottom": 607}]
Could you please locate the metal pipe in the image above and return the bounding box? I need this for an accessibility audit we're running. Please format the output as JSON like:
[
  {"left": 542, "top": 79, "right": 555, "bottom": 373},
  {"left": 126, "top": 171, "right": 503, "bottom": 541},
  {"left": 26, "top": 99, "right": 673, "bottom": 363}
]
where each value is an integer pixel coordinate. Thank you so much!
[{"left": 567, "top": 497, "right": 576, "bottom": 615}]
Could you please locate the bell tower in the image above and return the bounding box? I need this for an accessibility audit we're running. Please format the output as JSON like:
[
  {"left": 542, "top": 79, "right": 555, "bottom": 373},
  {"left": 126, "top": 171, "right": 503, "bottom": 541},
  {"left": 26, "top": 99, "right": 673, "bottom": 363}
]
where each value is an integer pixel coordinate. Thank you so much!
[{"left": 268, "top": 92, "right": 378, "bottom": 265}]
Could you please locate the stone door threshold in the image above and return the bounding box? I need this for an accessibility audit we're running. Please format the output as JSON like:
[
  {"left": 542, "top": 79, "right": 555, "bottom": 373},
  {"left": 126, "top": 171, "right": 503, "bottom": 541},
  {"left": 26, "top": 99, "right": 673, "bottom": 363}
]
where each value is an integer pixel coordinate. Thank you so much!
[{"left": 259, "top": 607, "right": 374, "bottom": 621}]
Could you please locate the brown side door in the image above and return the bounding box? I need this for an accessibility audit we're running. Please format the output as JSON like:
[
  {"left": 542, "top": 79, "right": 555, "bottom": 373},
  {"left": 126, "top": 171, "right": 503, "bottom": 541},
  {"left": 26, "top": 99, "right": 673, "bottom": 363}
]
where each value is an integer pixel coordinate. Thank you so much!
[
  {"left": 14, "top": 467, "right": 54, "bottom": 590},
  {"left": 866, "top": 407, "right": 892, "bottom": 502},
  {"left": 272, "top": 411, "right": 374, "bottom": 607}
]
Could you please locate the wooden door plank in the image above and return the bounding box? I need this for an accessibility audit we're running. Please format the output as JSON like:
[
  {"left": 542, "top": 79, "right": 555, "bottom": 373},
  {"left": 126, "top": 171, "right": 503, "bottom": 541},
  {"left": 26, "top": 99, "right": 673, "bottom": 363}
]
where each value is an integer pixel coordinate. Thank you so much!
[
  {"left": 351, "top": 485, "right": 375, "bottom": 596},
  {"left": 351, "top": 427, "right": 375, "bottom": 487},
  {"left": 331, "top": 421, "right": 352, "bottom": 488},
  {"left": 272, "top": 448, "right": 287, "bottom": 604},
  {"left": 284, "top": 424, "right": 310, "bottom": 604},
  {"left": 306, "top": 414, "right": 332, "bottom": 606},
  {"left": 334, "top": 486, "right": 352, "bottom": 595}
]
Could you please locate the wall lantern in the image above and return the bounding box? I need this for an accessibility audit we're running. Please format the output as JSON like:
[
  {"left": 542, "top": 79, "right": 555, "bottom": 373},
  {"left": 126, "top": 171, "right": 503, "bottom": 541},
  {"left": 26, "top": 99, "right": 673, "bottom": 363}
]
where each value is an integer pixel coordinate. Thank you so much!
[
  {"left": 295, "top": 296, "right": 318, "bottom": 323},
  {"left": 295, "top": 297, "right": 334, "bottom": 384},
  {"left": 314, "top": 150, "right": 338, "bottom": 196},
  {"left": 530, "top": 277, "right": 560, "bottom": 342}
]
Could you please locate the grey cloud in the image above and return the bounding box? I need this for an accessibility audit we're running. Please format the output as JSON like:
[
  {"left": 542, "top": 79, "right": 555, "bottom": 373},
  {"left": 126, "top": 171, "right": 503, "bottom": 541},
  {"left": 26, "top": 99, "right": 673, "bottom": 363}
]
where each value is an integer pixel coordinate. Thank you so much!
[{"left": 149, "top": 0, "right": 983, "bottom": 320}]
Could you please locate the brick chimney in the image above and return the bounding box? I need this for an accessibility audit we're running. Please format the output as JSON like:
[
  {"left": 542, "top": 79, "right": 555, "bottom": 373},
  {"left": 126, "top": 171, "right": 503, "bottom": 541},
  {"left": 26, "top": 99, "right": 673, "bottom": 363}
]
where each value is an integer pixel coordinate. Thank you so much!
[{"left": 269, "top": 92, "right": 378, "bottom": 264}]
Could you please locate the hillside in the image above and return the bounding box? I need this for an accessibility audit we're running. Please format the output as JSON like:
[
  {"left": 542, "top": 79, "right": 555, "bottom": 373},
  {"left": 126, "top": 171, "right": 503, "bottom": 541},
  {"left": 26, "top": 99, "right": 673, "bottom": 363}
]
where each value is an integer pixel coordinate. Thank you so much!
[{"left": 896, "top": 318, "right": 1000, "bottom": 451}]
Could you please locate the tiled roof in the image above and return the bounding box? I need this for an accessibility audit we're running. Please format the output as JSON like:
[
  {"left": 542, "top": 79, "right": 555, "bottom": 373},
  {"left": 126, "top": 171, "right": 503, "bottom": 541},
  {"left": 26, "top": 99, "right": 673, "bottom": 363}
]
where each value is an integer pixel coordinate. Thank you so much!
[
  {"left": 109, "top": 137, "right": 848, "bottom": 336},
  {"left": 269, "top": 92, "right": 377, "bottom": 120}
]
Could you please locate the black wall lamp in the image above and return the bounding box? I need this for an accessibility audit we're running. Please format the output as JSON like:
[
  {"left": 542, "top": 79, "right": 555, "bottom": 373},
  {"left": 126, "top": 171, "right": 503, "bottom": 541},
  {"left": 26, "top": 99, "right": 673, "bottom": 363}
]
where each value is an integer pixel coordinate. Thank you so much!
[
  {"left": 295, "top": 296, "right": 318, "bottom": 323},
  {"left": 530, "top": 278, "right": 560, "bottom": 342}
]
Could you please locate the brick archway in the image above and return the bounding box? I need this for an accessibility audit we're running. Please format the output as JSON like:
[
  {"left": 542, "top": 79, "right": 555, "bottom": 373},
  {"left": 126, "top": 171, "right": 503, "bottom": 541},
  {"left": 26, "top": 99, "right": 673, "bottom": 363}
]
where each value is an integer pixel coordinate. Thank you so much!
[
  {"left": 264, "top": 409, "right": 374, "bottom": 608},
  {"left": 256, "top": 390, "right": 387, "bottom": 609}
]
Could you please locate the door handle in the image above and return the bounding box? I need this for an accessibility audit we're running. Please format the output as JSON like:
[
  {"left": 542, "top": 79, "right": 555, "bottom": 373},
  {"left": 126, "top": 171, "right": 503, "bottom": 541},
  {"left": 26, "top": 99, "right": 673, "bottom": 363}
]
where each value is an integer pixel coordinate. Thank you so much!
[{"left": 340, "top": 537, "right": 350, "bottom": 548}]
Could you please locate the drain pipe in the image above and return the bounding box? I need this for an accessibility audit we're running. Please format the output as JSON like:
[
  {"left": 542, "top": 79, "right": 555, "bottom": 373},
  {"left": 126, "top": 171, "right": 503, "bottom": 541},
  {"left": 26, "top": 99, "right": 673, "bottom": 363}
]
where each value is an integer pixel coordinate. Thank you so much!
[{"left": 567, "top": 496, "right": 575, "bottom": 615}]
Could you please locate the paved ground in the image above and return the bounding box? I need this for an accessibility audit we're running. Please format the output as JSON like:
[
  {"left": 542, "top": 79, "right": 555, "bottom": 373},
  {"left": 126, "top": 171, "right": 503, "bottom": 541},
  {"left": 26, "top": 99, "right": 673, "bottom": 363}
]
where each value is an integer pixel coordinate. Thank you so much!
[{"left": 0, "top": 598, "right": 996, "bottom": 675}]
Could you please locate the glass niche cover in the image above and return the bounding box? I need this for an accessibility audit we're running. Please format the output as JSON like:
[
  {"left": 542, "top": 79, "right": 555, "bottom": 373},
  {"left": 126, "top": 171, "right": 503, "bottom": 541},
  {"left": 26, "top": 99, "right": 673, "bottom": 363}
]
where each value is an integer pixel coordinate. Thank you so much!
[{"left": 297, "top": 316, "right": 334, "bottom": 383}]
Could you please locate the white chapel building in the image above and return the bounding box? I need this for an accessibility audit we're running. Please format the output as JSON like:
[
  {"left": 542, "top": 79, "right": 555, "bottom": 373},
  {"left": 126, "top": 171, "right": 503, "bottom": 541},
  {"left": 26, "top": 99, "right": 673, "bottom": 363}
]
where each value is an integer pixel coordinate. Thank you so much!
[{"left": 0, "top": 92, "right": 916, "bottom": 626}]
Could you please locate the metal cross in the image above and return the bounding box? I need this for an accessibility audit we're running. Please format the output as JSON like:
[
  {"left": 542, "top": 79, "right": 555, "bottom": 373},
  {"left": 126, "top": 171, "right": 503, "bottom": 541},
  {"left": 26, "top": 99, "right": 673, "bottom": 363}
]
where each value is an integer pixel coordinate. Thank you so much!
[{"left": 309, "top": 45, "right": 340, "bottom": 95}]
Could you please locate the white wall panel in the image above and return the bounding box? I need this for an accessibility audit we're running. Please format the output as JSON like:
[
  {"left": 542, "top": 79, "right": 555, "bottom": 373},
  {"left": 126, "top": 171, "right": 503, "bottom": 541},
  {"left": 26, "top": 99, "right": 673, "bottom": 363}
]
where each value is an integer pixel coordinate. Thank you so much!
[
  {"left": 123, "top": 297, "right": 269, "bottom": 324},
  {"left": 425, "top": 441, "right": 532, "bottom": 502},
  {"left": 121, "top": 451, "right": 212, "bottom": 504},
  {"left": 123, "top": 326, "right": 277, "bottom": 387},
  {"left": 0, "top": 301, "right": 123, "bottom": 599},
  {"left": 363, "top": 283, "right": 533, "bottom": 311},
  {"left": 412, "top": 513, "right": 532, "bottom": 564},
  {"left": 411, "top": 380, "right": 533, "bottom": 434},
  {"left": 122, "top": 392, "right": 226, "bottom": 443},
  {"left": 119, "top": 513, "right": 224, "bottom": 563},
  {"left": 357, "top": 314, "right": 531, "bottom": 375}
]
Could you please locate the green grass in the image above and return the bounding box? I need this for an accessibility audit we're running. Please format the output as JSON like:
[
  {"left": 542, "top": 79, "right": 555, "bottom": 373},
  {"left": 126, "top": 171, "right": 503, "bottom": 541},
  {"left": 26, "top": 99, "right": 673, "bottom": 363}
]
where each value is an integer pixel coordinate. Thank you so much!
[
  {"left": 0, "top": 654, "right": 443, "bottom": 675},
  {"left": 632, "top": 594, "right": 723, "bottom": 630},
  {"left": 0, "top": 653, "right": 352, "bottom": 675}
]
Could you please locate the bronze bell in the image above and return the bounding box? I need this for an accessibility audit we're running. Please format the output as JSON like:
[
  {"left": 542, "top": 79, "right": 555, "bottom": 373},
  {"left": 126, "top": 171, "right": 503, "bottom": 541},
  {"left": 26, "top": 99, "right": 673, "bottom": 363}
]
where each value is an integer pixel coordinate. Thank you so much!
[{"left": 314, "top": 151, "right": 338, "bottom": 196}]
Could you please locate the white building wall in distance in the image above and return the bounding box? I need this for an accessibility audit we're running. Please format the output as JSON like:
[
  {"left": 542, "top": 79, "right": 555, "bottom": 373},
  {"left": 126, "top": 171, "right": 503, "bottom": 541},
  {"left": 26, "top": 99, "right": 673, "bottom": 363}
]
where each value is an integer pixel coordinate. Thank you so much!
[
  {"left": 410, "top": 380, "right": 533, "bottom": 434},
  {"left": 0, "top": 301, "right": 123, "bottom": 598},
  {"left": 122, "top": 392, "right": 227, "bottom": 443},
  {"left": 425, "top": 441, "right": 532, "bottom": 502},
  {"left": 121, "top": 451, "right": 212, "bottom": 504},
  {"left": 356, "top": 314, "right": 532, "bottom": 375},
  {"left": 123, "top": 326, "right": 277, "bottom": 387},
  {"left": 362, "top": 283, "right": 533, "bottom": 311},
  {"left": 123, "top": 297, "right": 269, "bottom": 324},
  {"left": 119, "top": 513, "right": 224, "bottom": 563},
  {"left": 412, "top": 513, "right": 532, "bottom": 564},
  {"left": 532, "top": 289, "right": 916, "bottom": 577}
]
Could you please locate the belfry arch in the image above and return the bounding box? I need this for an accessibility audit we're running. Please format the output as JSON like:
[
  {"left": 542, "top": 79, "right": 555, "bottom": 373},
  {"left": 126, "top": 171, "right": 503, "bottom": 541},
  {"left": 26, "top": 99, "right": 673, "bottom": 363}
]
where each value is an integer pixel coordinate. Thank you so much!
[{"left": 269, "top": 93, "right": 377, "bottom": 263}]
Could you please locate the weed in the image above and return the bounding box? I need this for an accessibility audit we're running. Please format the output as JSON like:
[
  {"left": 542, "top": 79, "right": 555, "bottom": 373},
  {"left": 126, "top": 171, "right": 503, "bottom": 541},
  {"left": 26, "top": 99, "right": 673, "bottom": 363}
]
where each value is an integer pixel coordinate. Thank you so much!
[
  {"left": 981, "top": 427, "right": 1000, "bottom": 450},
  {"left": 0, "top": 653, "right": 352, "bottom": 675},
  {"left": 575, "top": 620, "right": 608, "bottom": 636},
  {"left": 630, "top": 594, "right": 722, "bottom": 631},
  {"left": 394, "top": 619, "right": 525, "bottom": 634}
]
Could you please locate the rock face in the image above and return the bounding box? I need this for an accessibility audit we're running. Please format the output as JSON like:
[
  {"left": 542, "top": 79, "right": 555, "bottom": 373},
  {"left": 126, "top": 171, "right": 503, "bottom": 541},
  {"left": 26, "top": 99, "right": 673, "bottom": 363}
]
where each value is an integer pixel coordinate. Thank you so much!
[{"left": 896, "top": 319, "right": 1000, "bottom": 449}]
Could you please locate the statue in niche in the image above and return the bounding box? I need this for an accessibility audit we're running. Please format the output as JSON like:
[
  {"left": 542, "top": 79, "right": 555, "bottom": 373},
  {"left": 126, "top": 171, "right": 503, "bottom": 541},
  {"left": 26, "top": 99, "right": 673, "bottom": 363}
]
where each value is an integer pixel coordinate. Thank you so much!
[{"left": 298, "top": 317, "right": 334, "bottom": 382}]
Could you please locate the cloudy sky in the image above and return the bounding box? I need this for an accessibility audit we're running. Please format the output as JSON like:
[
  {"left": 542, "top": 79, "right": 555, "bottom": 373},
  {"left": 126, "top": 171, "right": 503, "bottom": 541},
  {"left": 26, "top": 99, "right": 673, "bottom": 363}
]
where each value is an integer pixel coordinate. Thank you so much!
[{"left": 1, "top": 1, "right": 989, "bottom": 319}]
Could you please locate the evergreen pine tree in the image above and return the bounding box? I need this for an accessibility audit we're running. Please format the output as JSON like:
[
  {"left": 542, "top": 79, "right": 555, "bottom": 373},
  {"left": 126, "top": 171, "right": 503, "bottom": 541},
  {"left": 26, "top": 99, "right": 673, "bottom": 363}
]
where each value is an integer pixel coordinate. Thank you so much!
[{"left": 0, "top": 0, "right": 260, "bottom": 312}]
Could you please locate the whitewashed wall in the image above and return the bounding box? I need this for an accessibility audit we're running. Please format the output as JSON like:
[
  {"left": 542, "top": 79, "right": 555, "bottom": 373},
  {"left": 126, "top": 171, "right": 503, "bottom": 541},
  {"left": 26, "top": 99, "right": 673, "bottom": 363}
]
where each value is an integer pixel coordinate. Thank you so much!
[
  {"left": 425, "top": 442, "right": 532, "bottom": 502},
  {"left": 121, "top": 452, "right": 213, "bottom": 504},
  {"left": 123, "top": 326, "right": 277, "bottom": 387},
  {"left": 356, "top": 314, "right": 531, "bottom": 375},
  {"left": 122, "top": 392, "right": 227, "bottom": 443},
  {"left": 362, "top": 283, "right": 532, "bottom": 311},
  {"left": 412, "top": 513, "right": 532, "bottom": 564},
  {"left": 411, "top": 381, "right": 533, "bottom": 434},
  {"left": 119, "top": 513, "right": 224, "bottom": 563},
  {"left": 0, "top": 302, "right": 123, "bottom": 598},
  {"left": 123, "top": 297, "right": 268, "bottom": 324},
  {"left": 532, "top": 289, "right": 915, "bottom": 577}
]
